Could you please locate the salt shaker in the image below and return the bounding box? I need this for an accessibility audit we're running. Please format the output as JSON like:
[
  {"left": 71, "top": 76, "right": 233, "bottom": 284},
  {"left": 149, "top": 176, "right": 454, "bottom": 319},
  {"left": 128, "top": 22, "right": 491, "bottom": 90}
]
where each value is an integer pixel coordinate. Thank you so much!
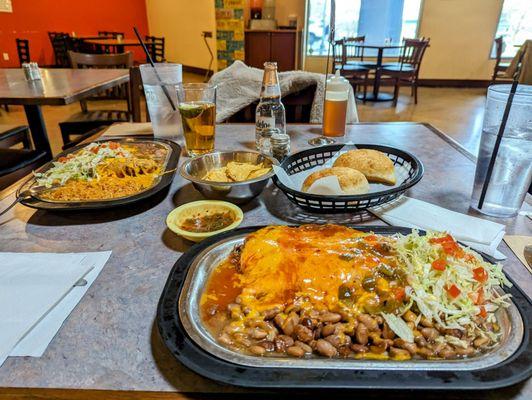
[
  {"left": 270, "top": 132, "right": 291, "bottom": 162},
  {"left": 22, "top": 63, "right": 33, "bottom": 80},
  {"left": 30, "top": 62, "right": 42, "bottom": 80}
]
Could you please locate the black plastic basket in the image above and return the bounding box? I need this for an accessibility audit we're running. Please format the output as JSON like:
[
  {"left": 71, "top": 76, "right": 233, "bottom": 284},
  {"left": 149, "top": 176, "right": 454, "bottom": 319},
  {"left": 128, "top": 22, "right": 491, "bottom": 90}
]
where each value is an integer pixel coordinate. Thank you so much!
[{"left": 271, "top": 144, "right": 424, "bottom": 213}]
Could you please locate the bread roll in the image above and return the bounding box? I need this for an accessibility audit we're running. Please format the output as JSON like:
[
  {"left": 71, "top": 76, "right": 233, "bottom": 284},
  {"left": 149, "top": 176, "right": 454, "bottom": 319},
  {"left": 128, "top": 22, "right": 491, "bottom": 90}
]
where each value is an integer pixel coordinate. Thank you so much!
[
  {"left": 333, "top": 149, "right": 396, "bottom": 185},
  {"left": 301, "top": 167, "right": 369, "bottom": 195}
]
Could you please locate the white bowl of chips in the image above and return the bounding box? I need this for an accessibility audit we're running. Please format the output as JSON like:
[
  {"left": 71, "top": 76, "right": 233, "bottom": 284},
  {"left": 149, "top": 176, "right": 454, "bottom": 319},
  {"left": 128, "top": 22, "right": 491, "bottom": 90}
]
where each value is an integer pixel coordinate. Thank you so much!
[{"left": 180, "top": 151, "right": 279, "bottom": 204}]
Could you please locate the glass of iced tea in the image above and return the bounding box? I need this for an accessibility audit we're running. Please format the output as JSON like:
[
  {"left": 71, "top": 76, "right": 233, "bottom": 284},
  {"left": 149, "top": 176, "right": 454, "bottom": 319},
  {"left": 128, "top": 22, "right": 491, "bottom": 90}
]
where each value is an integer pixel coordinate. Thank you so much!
[{"left": 176, "top": 83, "right": 217, "bottom": 157}]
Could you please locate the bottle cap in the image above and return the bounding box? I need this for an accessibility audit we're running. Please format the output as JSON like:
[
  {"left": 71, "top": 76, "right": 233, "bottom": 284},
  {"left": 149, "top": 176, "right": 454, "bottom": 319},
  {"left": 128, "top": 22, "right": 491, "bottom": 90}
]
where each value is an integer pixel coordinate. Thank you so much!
[{"left": 326, "top": 70, "right": 350, "bottom": 93}]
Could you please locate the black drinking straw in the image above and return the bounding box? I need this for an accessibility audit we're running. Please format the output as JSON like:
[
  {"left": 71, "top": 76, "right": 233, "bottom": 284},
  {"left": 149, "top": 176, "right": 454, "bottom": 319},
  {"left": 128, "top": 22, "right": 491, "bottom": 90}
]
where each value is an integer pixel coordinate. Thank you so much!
[
  {"left": 133, "top": 27, "right": 176, "bottom": 111},
  {"left": 477, "top": 50, "right": 525, "bottom": 209}
]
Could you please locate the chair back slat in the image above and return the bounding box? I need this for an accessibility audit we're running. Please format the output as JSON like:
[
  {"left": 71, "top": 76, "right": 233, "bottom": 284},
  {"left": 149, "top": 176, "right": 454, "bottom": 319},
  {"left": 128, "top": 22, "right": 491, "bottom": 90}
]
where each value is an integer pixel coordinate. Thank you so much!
[
  {"left": 145, "top": 35, "right": 166, "bottom": 62},
  {"left": 399, "top": 38, "right": 430, "bottom": 69},
  {"left": 343, "top": 35, "right": 366, "bottom": 62},
  {"left": 68, "top": 51, "right": 134, "bottom": 69},
  {"left": 15, "top": 39, "right": 30, "bottom": 66}
]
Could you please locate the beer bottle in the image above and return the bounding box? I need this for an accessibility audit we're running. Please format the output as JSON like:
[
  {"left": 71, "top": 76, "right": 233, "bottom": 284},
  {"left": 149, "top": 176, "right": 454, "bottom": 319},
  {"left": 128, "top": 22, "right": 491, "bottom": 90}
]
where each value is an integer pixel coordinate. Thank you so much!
[{"left": 255, "top": 62, "right": 286, "bottom": 152}]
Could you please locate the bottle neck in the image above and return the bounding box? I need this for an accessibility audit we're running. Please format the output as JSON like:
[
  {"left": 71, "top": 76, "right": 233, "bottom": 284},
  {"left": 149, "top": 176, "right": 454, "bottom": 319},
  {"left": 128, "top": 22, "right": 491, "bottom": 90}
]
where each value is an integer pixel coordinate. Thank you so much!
[{"left": 260, "top": 67, "right": 281, "bottom": 100}]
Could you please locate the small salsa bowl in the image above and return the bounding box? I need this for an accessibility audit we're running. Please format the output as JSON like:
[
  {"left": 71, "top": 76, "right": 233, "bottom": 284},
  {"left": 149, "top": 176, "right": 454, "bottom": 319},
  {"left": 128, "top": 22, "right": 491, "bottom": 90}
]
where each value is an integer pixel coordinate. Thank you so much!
[
  {"left": 166, "top": 200, "right": 244, "bottom": 242},
  {"left": 180, "top": 151, "right": 279, "bottom": 204}
]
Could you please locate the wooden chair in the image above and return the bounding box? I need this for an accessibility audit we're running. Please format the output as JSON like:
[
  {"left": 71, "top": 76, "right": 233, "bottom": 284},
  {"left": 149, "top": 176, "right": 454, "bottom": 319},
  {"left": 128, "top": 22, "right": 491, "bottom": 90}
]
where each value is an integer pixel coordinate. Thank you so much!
[
  {"left": 16, "top": 39, "right": 30, "bottom": 66},
  {"left": 223, "top": 84, "right": 317, "bottom": 123},
  {"left": 332, "top": 38, "right": 370, "bottom": 102},
  {"left": 492, "top": 36, "right": 511, "bottom": 84},
  {"left": 59, "top": 51, "right": 133, "bottom": 147},
  {"left": 380, "top": 38, "right": 430, "bottom": 106},
  {"left": 0, "top": 125, "right": 32, "bottom": 149},
  {"left": 0, "top": 126, "right": 48, "bottom": 190},
  {"left": 145, "top": 35, "right": 166, "bottom": 63},
  {"left": 48, "top": 32, "right": 70, "bottom": 67}
]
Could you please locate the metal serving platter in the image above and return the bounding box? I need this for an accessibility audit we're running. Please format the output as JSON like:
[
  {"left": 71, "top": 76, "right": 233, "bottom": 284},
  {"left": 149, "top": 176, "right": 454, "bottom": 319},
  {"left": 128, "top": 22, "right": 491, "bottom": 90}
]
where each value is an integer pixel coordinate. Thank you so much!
[
  {"left": 157, "top": 226, "right": 532, "bottom": 389},
  {"left": 18, "top": 137, "right": 180, "bottom": 211}
]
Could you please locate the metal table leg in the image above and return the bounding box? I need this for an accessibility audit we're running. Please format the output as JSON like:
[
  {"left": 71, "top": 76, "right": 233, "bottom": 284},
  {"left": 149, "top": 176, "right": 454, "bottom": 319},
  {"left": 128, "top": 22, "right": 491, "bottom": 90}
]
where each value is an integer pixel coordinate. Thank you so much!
[
  {"left": 357, "top": 47, "right": 394, "bottom": 102},
  {"left": 23, "top": 104, "right": 53, "bottom": 161}
]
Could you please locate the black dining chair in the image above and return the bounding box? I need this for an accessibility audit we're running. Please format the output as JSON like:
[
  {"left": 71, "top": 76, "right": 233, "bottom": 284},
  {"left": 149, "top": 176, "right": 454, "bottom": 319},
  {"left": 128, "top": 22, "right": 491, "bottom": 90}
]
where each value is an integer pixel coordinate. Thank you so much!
[
  {"left": 98, "top": 31, "right": 124, "bottom": 39},
  {"left": 58, "top": 51, "right": 134, "bottom": 147},
  {"left": 48, "top": 32, "right": 71, "bottom": 67},
  {"left": 15, "top": 39, "right": 30, "bottom": 66},
  {"left": 0, "top": 125, "right": 48, "bottom": 191},
  {"left": 332, "top": 38, "right": 370, "bottom": 102},
  {"left": 380, "top": 38, "right": 430, "bottom": 106},
  {"left": 145, "top": 35, "right": 166, "bottom": 63},
  {"left": 492, "top": 36, "right": 511, "bottom": 84}
]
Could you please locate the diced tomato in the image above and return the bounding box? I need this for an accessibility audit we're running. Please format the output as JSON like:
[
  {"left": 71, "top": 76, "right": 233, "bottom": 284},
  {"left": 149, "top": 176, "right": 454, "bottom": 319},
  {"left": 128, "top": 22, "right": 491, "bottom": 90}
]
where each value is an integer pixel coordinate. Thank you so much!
[
  {"left": 446, "top": 284, "right": 461, "bottom": 299},
  {"left": 473, "top": 267, "right": 488, "bottom": 283},
  {"left": 429, "top": 234, "right": 454, "bottom": 244},
  {"left": 57, "top": 156, "right": 67, "bottom": 163},
  {"left": 90, "top": 146, "right": 100, "bottom": 154},
  {"left": 431, "top": 258, "right": 447, "bottom": 271},
  {"left": 475, "top": 287, "right": 485, "bottom": 305},
  {"left": 479, "top": 306, "right": 487, "bottom": 318},
  {"left": 109, "top": 141, "right": 119, "bottom": 149},
  {"left": 364, "top": 235, "right": 378, "bottom": 241},
  {"left": 394, "top": 287, "right": 406, "bottom": 302}
]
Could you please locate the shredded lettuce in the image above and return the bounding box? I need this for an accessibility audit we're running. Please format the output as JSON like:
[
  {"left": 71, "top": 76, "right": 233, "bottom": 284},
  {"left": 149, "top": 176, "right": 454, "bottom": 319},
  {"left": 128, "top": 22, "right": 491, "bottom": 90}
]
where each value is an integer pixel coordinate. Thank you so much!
[
  {"left": 34, "top": 142, "right": 130, "bottom": 187},
  {"left": 382, "top": 312, "right": 414, "bottom": 342},
  {"left": 394, "top": 230, "right": 511, "bottom": 339}
]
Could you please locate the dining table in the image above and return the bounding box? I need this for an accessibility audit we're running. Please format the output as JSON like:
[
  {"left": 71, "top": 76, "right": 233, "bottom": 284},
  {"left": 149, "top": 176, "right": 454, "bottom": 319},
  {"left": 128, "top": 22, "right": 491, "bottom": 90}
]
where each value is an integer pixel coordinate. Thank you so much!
[
  {"left": 0, "top": 122, "right": 530, "bottom": 400},
  {"left": 354, "top": 42, "right": 404, "bottom": 102},
  {"left": 0, "top": 68, "right": 130, "bottom": 160}
]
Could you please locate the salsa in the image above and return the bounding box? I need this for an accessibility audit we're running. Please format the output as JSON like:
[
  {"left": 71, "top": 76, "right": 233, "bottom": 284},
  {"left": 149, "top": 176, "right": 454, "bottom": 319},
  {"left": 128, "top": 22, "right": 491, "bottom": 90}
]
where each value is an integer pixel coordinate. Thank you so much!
[{"left": 180, "top": 211, "right": 235, "bottom": 233}]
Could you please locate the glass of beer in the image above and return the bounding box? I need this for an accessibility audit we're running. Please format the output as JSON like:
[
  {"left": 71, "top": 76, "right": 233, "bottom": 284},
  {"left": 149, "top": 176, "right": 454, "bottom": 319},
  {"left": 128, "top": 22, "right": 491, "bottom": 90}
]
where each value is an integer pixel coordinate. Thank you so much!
[{"left": 176, "top": 83, "right": 217, "bottom": 157}]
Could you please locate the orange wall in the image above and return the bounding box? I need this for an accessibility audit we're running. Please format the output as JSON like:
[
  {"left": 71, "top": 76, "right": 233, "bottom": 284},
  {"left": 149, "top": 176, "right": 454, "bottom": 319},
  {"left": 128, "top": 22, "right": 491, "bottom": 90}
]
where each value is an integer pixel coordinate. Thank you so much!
[{"left": 0, "top": 0, "right": 149, "bottom": 68}]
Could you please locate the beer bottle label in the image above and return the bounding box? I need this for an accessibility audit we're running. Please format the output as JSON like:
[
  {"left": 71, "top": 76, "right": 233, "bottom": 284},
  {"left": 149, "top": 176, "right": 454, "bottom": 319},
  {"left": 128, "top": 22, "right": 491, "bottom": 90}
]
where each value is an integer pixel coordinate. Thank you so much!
[{"left": 256, "top": 116, "right": 275, "bottom": 129}]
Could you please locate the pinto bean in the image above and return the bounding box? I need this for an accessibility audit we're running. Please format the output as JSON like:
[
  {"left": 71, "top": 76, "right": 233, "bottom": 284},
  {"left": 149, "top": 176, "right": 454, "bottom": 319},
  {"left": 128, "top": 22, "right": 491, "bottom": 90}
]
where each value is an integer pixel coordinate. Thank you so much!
[
  {"left": 322, "top": 323, "right": 342, "bottom": 337},
  {"left": 414, "top": 335, "right": 428, "bottom": 347},
  {"left": 394, "top": 338, "right": 418, "bottom": 355},
  {"left": 382, "top": 322, "right": 396, "bottom": 340},
  {"left": 454, "top": 346, "right": 475, "bottom": 357},
  {"left": 321, "top": 312, "right": 342, "bottom": 323},
  {"left": 300, "top": 317, "right": 315, "bottom": 329},
  {"left": 375, "top": 315, "right": 384, "bottom": 325},
  {"left": 389, "top": 347, "right": 411, "bottom": 359},
  {"left": 325, "top": 333, "right": 351, "bottom": 348},
  {"left": 287, "top": 346, "right": 305, "bottom": 357},
  {"left": 473, "top": 336, "right": 490, "bottom": 348},
  {"left": 281, "top": 313, "right": 299, "bottom": 336},
  {"left": 357, "top": 314, "right": 379, "bottom": 331},
  {"left": 249, "top": 345, "right": 266, "bottom": 355},
  {"left": 294, "top": 324, "right": 314, "bottom": 343},
  {"left": 355, "top": 323, "right": 369, "bottom": 345},
  {"left": 259, "top": 341, "right": 275, "bottom": 352},
  {"left": 262, "top": 307, "right": 281, "bottom": 320},
  {"left": 218, "top": 333, "right": 232, "bottom": 346},
  {"left": 295, "top": 340, "right": 313, "bottom": 353},
  {"left": 227, "top": 303, "right": 242, "bottom": 319},
  {"left": 420, "top": 316, "right": 433, "bottom": 328},
  {"left": 274, "top": 314, "right": 285, "bottom": 329},
  {"left": 350, "top": 344, "right": 368, "bottom": 353},
  {"left": 403, "top": 310, "right": 417, "bottom": 323},
  {"left": 338, "top": 346, "right": 352, "bottom": 357},
  {"left": 421, "top": 327, "right": 439, "bottom": 342},
  {"left": 439, "top": 347, "right": 456, "bottom": 359},
  {"left": 249, "top": 328, "right": 268, "bottom": 339},
  {"left": 417, "top": 347, "right": 435, "bottom": 359},
  {"left": 316, "top": 339, "right": 338, "bottom": 357},
  {"left": 274, "top": 335, "right": 294, "bottom": 352}
]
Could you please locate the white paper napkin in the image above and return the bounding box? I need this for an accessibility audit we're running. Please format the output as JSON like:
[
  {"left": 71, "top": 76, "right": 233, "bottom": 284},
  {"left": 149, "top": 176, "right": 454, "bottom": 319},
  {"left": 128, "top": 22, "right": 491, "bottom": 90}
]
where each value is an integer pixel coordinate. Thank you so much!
[
  {"left": 0, "top": 252, "right": 110, "bottom": 366},
  {"left": 102, "top": 122, "right": 153, "bottom": 137},
  {"left": 372, "top": 197, "right": 507, "bottom": 260},
  {"left": 9, "top": 251, "right": 111, "bottom": 357}
]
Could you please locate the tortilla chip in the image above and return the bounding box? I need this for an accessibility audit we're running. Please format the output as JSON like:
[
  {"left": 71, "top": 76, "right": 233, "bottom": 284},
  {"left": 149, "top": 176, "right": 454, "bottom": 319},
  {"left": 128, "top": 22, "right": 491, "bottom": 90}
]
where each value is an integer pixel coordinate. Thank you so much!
[
  {"left": 248, "top": 167, "right": 271, "bottom": 179},
  {"left": 226, "top": 161, "right": 261, "bottom": 181},
  {"left": 203, "top": 167, "right": 231, "bottom": 182}
]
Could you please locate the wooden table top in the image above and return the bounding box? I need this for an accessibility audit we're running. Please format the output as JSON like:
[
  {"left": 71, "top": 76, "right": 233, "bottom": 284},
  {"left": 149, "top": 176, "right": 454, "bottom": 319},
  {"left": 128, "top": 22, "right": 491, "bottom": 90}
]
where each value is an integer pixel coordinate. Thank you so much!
[
  {"left": 85, "top": 38, "right": 152, "bottom": 46},
  {"left": 0, "top": 68, "right": 129, "bottom": 106},
  {"left": 0, "top": 123, "right": 530, "bottom": 400}
]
